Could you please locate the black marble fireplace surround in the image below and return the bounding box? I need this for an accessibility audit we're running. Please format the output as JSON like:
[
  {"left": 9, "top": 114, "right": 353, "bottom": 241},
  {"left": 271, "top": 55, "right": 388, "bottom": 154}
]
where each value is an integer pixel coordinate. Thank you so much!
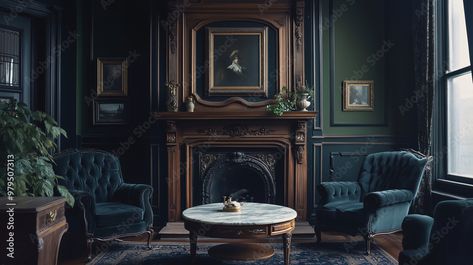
[{"left": 192, "top": 147, "right": 285, "bottom": 206}]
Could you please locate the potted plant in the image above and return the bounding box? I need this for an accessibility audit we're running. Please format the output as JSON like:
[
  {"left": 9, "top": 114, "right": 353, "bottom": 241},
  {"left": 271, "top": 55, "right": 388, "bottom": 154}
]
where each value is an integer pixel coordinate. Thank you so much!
[
  {"left": 0, "top": 100, "right": 74, "bottom": 206},
  {"left": 295, "top": 83, "right": 314, "bottom": 111},
  {"left": 266, "top": 85, "right": 314, "bottom": 116},
  {"left": 266, "top": 87, "right": 297, "bottom": 116}
]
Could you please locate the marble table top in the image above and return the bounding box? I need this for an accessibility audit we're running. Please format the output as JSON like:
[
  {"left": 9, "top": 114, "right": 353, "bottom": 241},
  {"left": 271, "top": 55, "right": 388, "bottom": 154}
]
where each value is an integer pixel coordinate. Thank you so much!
[{"left": 182, "top": 202, "right": 297, "bottom": 225}]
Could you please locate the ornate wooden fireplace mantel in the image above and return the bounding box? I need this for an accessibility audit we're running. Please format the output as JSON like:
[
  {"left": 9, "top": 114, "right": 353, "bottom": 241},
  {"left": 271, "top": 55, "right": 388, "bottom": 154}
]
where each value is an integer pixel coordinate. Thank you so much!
[
  {"left": 160, "top": 0, "right": 313, "bottom": 221},
  {"left": 155, "top": 111, "right": 316, "bottom": 221}
]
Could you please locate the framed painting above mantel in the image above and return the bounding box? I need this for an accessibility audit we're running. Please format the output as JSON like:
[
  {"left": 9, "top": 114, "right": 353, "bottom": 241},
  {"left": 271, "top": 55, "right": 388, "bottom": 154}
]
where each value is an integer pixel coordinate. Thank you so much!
[{"left": 207, "top": 27, "right": 268, "bottom": 96}]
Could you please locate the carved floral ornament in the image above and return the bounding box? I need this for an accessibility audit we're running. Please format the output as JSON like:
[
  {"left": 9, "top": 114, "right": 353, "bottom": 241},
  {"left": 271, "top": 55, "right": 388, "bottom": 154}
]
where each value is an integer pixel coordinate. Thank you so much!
[
  {"left": 166, "top": 82, "right": 179, "bottom": 112},
  {"left": 197, "top": 125, "right": 275, "bottom": 137},
  {"left": 166, "top": 121, "right": 177, "bottom": 143},
  {"left": 199, "top": 152, "right": 277, "bottom": 177},
  {"left": 294, "top": 1, "right": 304, "bottom": 48},
  {"left": 296, "top": 132, "right": 305, "bottom": 142},
  {"left": 296, "top": 145, "right": 304, "bottom": 164}
]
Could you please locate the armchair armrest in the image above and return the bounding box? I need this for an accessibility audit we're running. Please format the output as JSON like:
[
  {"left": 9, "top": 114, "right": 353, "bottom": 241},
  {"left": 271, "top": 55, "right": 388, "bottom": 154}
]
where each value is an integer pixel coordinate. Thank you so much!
[
  {"left": 113, "top": 183, "right": 153, "bottom": 226},
  {"left": 402, "top": 214, "right": 434, "bottom": 250},
  {"left": 364, "top": 189, "right": 413, "bottom": 211},
  {"left": 318, "top": 181, "right": 361, "bottom": 205},
  {"left": 69, "top": 190, "right": 96, "bottom": 234},
  {"left": 398, "top": 214, "right": 434, "bottom": 264}
]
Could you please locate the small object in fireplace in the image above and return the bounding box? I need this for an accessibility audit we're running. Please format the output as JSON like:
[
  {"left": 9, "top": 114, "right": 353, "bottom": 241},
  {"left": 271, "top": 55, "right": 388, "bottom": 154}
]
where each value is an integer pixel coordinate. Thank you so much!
[
  {"left": 223, "top": 196, "right": 241, "bottom": 212},
  {"left": 230, "top": 189, "right": 250, "bottom": 202}
]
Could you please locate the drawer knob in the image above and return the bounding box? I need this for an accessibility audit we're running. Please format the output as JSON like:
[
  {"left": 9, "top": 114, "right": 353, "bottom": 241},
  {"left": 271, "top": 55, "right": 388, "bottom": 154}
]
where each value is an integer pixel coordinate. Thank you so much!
[{"left": 48, "top": 209, "right": 57, "bottom": 223}]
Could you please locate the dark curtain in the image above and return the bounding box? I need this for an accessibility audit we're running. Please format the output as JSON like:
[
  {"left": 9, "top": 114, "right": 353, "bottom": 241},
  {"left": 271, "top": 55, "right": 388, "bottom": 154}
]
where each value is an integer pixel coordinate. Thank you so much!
[
  {"left": 464, "top": 0, "right": 473, "bottom": 75},
  {"left": 411, "top": 0, "right": 435, "bottom": 214}
]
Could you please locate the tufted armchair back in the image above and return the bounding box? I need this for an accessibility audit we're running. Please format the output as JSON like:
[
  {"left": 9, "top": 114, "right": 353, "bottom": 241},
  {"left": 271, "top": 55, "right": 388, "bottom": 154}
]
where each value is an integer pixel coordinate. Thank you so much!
[
  {"left": 54, "top": 149, "right": 124, "bottom": 203},
  {"left": 358, "top": 151, "right": 428, "bottom": 195}
]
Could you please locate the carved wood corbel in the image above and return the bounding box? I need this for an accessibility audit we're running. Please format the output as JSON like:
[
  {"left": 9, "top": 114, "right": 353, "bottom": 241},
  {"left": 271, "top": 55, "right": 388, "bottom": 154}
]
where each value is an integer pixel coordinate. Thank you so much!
[
  {"left": 294, "top": 121, "right": 306, "bottom": 164},
  {"left": 166, "top": 121, "right": 177, "bottom": 144}
]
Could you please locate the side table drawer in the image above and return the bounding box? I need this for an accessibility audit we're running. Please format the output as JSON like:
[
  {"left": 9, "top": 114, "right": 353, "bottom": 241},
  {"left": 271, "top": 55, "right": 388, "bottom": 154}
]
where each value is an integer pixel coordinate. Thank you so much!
[{"left": 38, "top": 205, "right": 65, "bottom": 231}]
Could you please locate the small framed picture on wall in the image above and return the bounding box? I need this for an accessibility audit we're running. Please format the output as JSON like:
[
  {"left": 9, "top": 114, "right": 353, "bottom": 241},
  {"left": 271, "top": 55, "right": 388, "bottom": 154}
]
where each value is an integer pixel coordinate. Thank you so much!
[
  {"left": 93, "top": 99, "right": 128, "bottom": 125},
  {"left": 97, "top": 58, "right": 128, "bottom": 96},
  {"left": 342, "top": 80, "right": 374, "bottom": 111}
]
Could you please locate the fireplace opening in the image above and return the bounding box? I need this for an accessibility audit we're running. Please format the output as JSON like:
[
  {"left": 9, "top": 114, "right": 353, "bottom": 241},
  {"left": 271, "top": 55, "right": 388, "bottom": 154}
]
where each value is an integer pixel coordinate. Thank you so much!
[{"left": 193, "top": 150, "right": 284, "bottom": 205}]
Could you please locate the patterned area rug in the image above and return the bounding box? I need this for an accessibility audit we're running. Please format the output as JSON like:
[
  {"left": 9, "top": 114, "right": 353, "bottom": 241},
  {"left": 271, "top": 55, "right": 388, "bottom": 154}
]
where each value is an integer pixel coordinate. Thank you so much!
[{"left": 88, "top": 241, "right": 397, "bottom": 265}]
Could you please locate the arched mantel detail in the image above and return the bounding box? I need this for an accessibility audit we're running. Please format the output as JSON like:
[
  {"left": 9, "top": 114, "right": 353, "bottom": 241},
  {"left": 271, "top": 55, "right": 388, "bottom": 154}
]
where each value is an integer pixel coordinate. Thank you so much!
[{"left": 165, "top": 0, "right": 304, "bottom": 112}]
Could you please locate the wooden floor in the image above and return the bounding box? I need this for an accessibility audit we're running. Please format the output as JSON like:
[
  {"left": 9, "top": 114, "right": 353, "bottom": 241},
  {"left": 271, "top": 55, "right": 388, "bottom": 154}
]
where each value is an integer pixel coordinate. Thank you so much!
[{"left": 60, "top": 230, "right": 402, "bottom": 265}]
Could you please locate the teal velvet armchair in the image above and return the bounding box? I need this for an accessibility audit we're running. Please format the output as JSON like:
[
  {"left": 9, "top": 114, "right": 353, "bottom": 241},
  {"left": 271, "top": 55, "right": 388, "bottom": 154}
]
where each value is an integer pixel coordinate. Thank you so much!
[
  {"left": 54, "top": 149, "right": 154, "bottom": 260},
  {"left": 315, "top": 151, "right": 428, "bottom": 254},
  {"left": 399, "top": 199, "right": 473, "bottom": 265}
]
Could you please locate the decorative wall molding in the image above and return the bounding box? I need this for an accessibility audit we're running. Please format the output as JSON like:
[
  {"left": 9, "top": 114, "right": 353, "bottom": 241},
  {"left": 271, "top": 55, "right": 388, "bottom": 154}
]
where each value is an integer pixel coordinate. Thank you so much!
[{"left": 326, "top": 0, "right": 388, "bottom": 127}]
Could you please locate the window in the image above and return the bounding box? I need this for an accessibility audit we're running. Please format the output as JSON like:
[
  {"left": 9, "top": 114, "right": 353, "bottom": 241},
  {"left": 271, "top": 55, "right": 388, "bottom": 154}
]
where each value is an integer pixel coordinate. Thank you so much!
[
  {"left": 444, "top": 0, "right": 473, "bottom": 179},
  {"left": 0, "top": 28, "right": 20, "bottom": 88}
]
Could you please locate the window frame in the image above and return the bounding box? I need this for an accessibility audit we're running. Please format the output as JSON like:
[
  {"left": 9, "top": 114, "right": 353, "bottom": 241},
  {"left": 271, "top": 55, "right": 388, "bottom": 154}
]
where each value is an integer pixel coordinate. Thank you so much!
[{"left": 437, "top": 0, "right": 473, "bottom": 186}]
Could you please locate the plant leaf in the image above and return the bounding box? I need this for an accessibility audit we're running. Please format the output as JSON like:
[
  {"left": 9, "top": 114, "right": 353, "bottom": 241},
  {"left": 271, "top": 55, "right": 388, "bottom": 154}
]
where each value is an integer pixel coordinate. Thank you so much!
[{"left": 57, "top": 185, "right": 75, "bottom": 207}]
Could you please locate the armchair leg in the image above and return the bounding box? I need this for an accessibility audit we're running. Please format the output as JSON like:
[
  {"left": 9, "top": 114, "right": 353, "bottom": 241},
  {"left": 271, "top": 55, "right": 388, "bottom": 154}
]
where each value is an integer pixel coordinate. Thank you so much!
[
  {"left": 86, "top": 237, "right": 94, "bottom": 261},
  {"left": 315, "top": 227, "right": 322, "bottom": 243},
  {"left": 146, "top": 228, "right": 154, "bottom": 249},
  {"left": 364, "top": 234, "right": 374, "bottom": 255}
]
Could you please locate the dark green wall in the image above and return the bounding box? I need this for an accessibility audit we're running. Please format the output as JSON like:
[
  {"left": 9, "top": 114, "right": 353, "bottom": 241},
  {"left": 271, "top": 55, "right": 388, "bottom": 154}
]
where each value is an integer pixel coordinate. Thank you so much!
[
  {"left": 325, "top": 0, "right": 389, "bottom": 133},
  {"left": 73, "top": 0, "right": 164, "bottom": 223},
  {"left": 306, "top": 0, "right": 416, "bottom": 217}
]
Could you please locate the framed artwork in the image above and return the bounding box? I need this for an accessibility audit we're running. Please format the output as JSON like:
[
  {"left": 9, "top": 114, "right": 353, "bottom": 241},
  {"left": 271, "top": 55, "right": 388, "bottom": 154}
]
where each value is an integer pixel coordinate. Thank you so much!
[
  {"left": 207, "top": 27, "right": 268, "bottom": 96},
  {"left": 343, "top": 80, "right": 374, "bottom": 111},
  {"left": 93, "top": 100, "right": 128, "bottom": 125},
  {"left": 97, "top": 58, "right": 128, "bottom": 96}
]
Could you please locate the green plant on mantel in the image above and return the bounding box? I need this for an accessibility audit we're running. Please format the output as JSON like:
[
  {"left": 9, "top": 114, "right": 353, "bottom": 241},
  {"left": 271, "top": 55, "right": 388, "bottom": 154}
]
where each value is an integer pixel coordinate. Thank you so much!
[
  {"left": 266, "top": 87, "right": 297, "bottom": 116},
  {"left": 0, "top": 100, "right": 74, "bottom": 206},
  {"left": 266, "top": 86, "right": 314, "bottom": 116}
]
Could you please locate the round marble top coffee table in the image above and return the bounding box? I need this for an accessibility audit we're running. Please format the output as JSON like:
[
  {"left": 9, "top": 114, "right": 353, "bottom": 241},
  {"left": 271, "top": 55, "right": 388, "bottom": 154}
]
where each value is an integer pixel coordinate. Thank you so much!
[{"left": 182, "top": 202, "right": 297, "bottom": 265}]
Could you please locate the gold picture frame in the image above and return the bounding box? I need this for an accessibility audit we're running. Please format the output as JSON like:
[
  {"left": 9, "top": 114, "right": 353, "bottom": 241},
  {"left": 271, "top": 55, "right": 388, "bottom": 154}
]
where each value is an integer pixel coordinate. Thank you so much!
[
  {"left": 97, "top": 58, "right": 128, "bottom": 96},
  {"left": 343, "top": 80, "right": 374, "bottom": 111},
  {"left": 93, "top": 99, "right": 128, "bottom": 125},
  {"left": 207, "top": 27, "right": 268, "bottom": 96}
]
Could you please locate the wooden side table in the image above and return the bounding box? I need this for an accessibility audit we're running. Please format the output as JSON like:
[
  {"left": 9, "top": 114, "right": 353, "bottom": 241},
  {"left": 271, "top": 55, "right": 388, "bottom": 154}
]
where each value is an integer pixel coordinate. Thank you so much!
[
  {"left": 0, "top": 197, "right": 68, "bottom": 265},
  {"left": 182, "top": 203, "right": 297, "bottom": 265}
]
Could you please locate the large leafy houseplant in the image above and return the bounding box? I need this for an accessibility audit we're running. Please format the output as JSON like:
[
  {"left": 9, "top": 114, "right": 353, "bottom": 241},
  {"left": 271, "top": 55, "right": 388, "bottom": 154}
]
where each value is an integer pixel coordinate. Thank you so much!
[{"left": 0, "top": 100, "right": 74, "bottom": 206}]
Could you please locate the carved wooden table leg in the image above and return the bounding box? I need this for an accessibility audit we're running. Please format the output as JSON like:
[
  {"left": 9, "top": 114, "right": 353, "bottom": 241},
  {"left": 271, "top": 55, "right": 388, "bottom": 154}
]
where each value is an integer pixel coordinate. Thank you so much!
[
  {"left": 189, "top": 231, "right": 197, "bottom": 256},
  {"left": 283, "top": 232, "right": 292, "bottom": 265}
]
